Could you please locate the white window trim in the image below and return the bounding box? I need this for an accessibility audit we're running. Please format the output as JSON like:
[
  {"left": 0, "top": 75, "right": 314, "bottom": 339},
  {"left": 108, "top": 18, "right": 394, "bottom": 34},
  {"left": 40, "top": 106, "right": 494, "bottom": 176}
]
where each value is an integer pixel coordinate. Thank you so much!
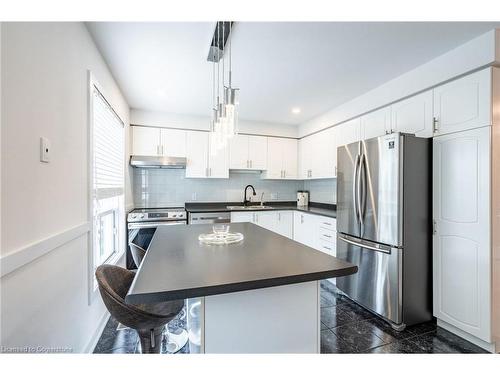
[{"left": 87, "top": 71, "right": 126, "bottom": 305}]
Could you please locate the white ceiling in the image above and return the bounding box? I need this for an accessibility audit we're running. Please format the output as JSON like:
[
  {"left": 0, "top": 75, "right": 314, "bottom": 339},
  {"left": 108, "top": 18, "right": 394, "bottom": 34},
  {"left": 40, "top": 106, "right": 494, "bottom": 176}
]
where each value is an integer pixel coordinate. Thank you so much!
[{"left": 86, "top": 22, "right": 500, "bottom": 125}]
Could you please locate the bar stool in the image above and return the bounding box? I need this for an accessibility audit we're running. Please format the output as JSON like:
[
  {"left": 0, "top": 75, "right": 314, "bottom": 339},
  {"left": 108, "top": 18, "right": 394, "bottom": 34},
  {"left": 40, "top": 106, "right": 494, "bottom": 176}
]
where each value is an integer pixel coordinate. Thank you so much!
[{"left": 95, "top": 264, "right": 184, "bottom": 353}]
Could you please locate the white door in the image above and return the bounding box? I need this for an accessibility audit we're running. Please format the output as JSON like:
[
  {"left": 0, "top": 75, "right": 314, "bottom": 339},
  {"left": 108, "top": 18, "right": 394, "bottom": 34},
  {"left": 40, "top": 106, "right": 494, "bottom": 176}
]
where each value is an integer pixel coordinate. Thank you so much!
[
  {"left": 161, "top": 128, "right": 187, "bottom": 156},
  {"left": 282, "top": 138, "right": 298, "bottom": 179},
  {"left": 132, "top": 126, "right": 161, "bottom": 156},
  {"left": 208, "top": 133, "right": 229, "bottom": 178},
  {"left": 185, "top": 131, "right": 209, "bottom": 178},
  {"left": 391, "top": 90, "right": 433, "bottom": 137},
  {"left": 275, "top": 211, "right": 293, "bottom": 239},
  {"left": 433, "top": 68, "right": 491, "bottom": 136},
  {"left": 433, "top": 126, "right": 491, "bottom": 341},
  {"left": 254, "top": 211, "right": 276, "bottom": 231},
  {"left": 360, "top": 107, "right": 391, "bottom": 140},
  {"left": 266, "top": 137, "right": 284, "bottom": 179},
  {"left": 293, "top": 212, "right": 318, "bottom": 249},
  {"left": 248, "top": 135, "right": 268, "bottom": 170},
  {"left": 298, "top": 136, "right": 313, "bottom": 179},
  {"left": 229, "top": 135, "right": 249, "bottom": 169},
  {"left": 230, "top": 212, "right": 255, "bottom": 223}
]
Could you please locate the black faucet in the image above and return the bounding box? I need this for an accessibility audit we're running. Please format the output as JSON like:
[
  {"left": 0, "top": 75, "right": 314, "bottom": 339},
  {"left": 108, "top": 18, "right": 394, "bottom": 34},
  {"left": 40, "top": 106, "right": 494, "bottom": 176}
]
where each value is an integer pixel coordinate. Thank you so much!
[{"left": 243, "top": 185, "right": 256, "bottom": 206}]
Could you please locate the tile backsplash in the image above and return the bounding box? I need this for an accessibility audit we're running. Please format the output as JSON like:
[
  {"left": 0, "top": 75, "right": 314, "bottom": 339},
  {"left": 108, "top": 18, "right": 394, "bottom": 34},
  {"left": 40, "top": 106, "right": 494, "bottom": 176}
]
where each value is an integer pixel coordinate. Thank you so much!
[{"left": 132, "top": 169, "right": 336, "bottom": 207}]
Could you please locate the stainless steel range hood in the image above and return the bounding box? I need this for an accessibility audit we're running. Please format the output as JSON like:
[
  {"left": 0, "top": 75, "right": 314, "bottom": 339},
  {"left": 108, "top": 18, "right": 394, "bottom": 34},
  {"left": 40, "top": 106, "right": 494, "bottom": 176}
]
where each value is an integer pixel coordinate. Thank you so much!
[{"left": 130, "top": 155, "right": 187, "bottom": 169}]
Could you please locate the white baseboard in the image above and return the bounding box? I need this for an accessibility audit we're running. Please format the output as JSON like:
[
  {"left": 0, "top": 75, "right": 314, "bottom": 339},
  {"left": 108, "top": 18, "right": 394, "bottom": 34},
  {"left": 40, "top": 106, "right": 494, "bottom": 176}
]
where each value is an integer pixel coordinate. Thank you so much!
[
  {"left": 84, "top": 311, "right": 110, "bottom": 353},
  {"left": 437, "top": 319, "right": 498, "bottom": 353}
]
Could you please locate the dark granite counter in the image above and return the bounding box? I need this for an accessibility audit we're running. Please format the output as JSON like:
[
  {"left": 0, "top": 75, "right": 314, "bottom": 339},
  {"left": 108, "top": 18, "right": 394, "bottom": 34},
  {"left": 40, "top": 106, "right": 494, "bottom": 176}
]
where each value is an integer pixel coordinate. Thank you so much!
[
  {"left": 125, "top": 222, "right": 356, "bottom": 304},
  {"left": 185, "top": 201, "right": 337, "bottom": 218}
]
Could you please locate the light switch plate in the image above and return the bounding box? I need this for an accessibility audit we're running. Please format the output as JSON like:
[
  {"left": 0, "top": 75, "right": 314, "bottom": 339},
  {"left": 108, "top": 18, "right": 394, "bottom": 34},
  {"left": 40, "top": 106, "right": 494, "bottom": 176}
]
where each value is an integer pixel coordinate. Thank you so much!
[{"left": 40, "top": 137, "right": 50, "bottom": 163}]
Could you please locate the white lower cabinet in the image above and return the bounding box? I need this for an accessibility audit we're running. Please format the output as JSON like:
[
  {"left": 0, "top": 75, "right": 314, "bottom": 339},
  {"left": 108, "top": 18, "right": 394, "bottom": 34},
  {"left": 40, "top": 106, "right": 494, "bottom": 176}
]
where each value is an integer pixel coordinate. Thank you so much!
[
  {"left": 433, "top": 126, "right": 492, "bottom": 345},
  {"left": 293, "top": 212, "right": 336, "bottom": 256},
  {"left": 230, "top": 211, "right": 293, "bottom": 239}
]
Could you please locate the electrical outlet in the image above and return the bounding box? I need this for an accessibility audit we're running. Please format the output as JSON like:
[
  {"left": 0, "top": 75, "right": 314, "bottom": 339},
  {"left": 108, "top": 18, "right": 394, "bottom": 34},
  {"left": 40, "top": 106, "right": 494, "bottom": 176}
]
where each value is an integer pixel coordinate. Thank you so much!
[
  {"left": 191, "top": 192, "right": 197, "bottom": 201},
  {"left": 40, "top": 137, "right": 50, "bottom": 163}
]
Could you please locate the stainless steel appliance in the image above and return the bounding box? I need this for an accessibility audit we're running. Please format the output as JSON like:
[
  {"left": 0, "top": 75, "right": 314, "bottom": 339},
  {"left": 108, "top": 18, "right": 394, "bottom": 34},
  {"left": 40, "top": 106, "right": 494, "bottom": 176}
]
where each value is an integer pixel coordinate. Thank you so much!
[
  {"left": 297, "top": 191, "right": 309, "bottom": 207},
  {"left": 336, "top": 132, "right": 432, "bottom": 330},
  {"left": 189, "top": 212, "right": 231, "bottom": 225},
  {"left": 130, "top": 155, "right": 187, "bottom": 169},
  {"left": 127, "top": 207, "right": 187, "bottom": 269}
]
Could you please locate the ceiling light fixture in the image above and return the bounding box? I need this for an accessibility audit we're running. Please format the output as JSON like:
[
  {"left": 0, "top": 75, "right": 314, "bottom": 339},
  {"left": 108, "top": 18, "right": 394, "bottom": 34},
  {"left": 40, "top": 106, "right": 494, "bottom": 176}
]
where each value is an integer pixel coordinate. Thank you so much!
[
  {"left": 208, "top": 21, "right": 238, "bottom": 155},
  {"left": 292, "top": 107, "right": 301, "bottom": 114}
]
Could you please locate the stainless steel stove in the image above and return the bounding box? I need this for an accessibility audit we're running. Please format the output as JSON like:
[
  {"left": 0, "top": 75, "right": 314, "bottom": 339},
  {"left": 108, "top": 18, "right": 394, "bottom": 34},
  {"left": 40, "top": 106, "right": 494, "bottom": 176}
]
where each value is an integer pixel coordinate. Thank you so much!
[{"left": 127, "top": 207, "right": 187, "bottom": 269}]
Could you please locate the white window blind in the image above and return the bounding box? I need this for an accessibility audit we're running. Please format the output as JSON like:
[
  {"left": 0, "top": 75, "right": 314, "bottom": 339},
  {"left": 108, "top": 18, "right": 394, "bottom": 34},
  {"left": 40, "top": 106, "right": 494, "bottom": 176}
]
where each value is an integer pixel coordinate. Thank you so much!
[
  {"left": 93, "top": 88, "right": 124, "bottom": 200},
  {"left": 92, "top": 85, "right": 124, "bottom": 269}
]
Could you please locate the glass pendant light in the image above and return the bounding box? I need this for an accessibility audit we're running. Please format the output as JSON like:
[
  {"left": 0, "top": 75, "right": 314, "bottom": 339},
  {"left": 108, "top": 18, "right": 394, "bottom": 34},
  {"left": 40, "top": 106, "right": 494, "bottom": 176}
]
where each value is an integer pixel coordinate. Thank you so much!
[{"left": 224, "top": 22, "right": 239, "bottom": 138}]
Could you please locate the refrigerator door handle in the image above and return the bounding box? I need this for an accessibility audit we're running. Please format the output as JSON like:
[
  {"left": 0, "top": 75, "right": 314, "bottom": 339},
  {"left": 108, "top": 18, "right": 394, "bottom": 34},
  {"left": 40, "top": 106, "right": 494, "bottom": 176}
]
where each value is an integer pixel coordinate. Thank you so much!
[
  {"left": 353, "top": 154, "right": 360, "bottom": 223},
  {"left": 358, "top": 153, "right": 367, "bottom": 232},
  {"left": 338, "top": 233, "right": 393, "bottom": 254}
]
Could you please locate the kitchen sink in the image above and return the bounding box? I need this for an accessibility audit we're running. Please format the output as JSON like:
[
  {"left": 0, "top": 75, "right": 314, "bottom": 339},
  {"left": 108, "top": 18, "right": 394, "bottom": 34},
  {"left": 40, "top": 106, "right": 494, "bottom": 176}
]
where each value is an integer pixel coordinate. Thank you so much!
[{"left": 226, "top": 205, "right": 275, "bottom": 210}]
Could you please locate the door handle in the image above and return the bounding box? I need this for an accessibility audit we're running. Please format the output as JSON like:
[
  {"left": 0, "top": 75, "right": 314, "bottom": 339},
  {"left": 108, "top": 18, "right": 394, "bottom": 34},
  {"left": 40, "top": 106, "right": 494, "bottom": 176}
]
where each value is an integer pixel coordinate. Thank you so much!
[
  {"left": 358, "top": 153, "right": 366, "bottom": 231},
  {"left": 353, "top": 154, "right": 360, "bottom": 223},
  {"left": 338, "top": 234, "right": 392, "bottom": 254}
]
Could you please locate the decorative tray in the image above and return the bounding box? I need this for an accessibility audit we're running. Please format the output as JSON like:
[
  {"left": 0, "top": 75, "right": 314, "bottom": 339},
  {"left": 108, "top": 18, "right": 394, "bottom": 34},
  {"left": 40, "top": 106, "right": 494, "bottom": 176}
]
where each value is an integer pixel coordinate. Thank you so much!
[{"left": 198, "top": 232, "right": 244, "bottom": 245}]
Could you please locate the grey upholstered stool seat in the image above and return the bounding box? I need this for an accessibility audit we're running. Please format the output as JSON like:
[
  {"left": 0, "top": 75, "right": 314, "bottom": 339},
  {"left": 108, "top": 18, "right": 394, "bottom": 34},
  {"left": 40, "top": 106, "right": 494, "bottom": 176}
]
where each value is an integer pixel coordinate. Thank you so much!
[
  {"left": 95, "top": 264, "right": 184, "bottom": 353},
  {"left": 129, "top": 242, "right": 147, "bottom": 268}
]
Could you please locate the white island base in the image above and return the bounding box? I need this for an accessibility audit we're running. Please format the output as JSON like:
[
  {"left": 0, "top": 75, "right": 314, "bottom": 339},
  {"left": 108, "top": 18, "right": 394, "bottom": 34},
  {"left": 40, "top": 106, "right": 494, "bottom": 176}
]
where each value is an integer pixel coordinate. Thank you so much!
[{"left": 188, "top": 281, "right": 320, "bottom": 353}]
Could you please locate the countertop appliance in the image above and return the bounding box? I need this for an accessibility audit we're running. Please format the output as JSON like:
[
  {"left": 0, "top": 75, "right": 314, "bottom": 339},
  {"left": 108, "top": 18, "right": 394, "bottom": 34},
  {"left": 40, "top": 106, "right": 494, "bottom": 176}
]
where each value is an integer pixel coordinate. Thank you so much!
[
  {"left": 189, "top": 211, "right": 231, "bottom": 225},
  {"left": 297, "top": 191, "right": 309, "bottom": 207},
  {"left": 127, "top": 207, "right": 187, "bottom": 269},
  {"left": 336, "top": 133, "right": 432, "bottom": 330}
]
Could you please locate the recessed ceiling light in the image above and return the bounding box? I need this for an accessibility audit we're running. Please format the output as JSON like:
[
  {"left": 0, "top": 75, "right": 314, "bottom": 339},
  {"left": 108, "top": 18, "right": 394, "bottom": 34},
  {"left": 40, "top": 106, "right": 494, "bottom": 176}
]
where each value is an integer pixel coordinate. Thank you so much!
[{"left": 291, "top": 107, "right": 301, "bottom": 114}]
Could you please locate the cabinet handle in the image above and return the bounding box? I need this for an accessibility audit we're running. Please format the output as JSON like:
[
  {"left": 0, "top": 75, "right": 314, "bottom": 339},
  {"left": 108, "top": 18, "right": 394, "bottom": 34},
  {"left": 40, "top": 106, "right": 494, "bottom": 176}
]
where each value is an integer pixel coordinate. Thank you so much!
[
  {"left": 322, "top": 222, "right": 332, "bottom": 226},
  {"left": 433, "top": 117, "right": 439, "bottom": 133},
  {"left": 278, "top": 213, "right": 281, "bottom": 221},
  {"left": 209, "top": 167, "right": 212, "bottom": 176},
  {"left": 323, "top": 246, "right": 332, "bottom": 251},
  {"left": 301, "top": 215, "right": 304, "bottom": 224},
  {"left": 250, "top": 160, "right": 253, "bottom": 168},
  {"left": 205, "top": 167, "right": 209, "bottom": 177},
  {"left": 157, "top": 145, "right": 161, "bottom": 155},
  {"left": 247, "top": 160, "right": 249, "bottom": 168},
  {"left": 432, "top": 219, "right": 437, "bottom": 235},
  {"left": 334, "top": 166, "right": 337, "bottom": 176},
  {"left": 283, "top": 170, "right": 286, "bottom": 178},
  {"left": 323, "top": 234, "right": 332, "bottom": 238}
]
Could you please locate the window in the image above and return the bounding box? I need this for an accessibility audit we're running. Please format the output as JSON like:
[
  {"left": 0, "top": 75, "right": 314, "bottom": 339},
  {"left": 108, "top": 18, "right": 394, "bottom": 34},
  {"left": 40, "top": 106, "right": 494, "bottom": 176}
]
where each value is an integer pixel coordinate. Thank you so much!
[{"left": 91, "top": 82, "right": 125, "bottom": 282}]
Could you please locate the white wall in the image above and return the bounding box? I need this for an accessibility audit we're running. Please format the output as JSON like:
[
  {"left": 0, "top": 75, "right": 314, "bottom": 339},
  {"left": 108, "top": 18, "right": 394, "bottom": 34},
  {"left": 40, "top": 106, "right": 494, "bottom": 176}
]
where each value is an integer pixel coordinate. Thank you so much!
[
  {"left": 299, "top": 29, "right": 500, "bottom": 137},
  {"left": 1, "top": 23, "right": 130, "bottom": 353},
  {"left": 131, "top": 109, "right": 299, "bottom": 138}
]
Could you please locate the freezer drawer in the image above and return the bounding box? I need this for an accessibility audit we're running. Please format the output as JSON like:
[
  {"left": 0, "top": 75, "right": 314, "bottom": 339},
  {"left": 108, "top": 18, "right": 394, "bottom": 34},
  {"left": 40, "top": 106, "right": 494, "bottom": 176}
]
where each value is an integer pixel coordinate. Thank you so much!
[{"left": 336, "top": 233, "right": 403, "bottom": 326}]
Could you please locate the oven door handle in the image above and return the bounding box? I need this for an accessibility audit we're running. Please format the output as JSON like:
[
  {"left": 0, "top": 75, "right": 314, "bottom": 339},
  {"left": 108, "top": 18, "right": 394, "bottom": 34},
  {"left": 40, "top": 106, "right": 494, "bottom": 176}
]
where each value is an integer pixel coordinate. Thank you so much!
[{"left": 127, "top": 221, "right": 186, "bottom": 229}]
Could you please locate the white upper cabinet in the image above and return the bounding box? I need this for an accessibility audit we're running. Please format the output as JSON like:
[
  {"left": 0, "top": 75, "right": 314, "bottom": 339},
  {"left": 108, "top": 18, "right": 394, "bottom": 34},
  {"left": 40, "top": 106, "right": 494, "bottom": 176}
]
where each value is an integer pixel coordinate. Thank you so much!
[
  {"left": 337, "top": 118, "right": 361, "bottom": 147},
  {"left": 185, "top": 131, "right": 209, "bottom": 178},
  {"left": 132, "top": 126, "right": 187, "bottom": 156},
  {"left": 360, "top": 107, "right": 391, "bottom": 140},
  {"left": 433, "top": 126, "right": 491, "bottom": 341},
  {"left": 391, "top": 90, "right": 433, "bottom": 137},
  {"left": 132, "top": 126, "right": 161, "bottom": 155},
  {"left": 248, "top": 135, "right": 268, "bottom": 170},
  {"left": 160, "top": 128, "right": 187, "bottom": 157},
  {"left": 229, "top": 134, "right": 268, "bottom": 170},
  {"left": 185, "top": 131, "right": 228, "bottom": 178},
  {"left": 263, "top": 137, "right": 298, "bottom": 179},
  {"left": 433, "top": 68, "right": 491, "bottom": 136},
  {"left": 208, "top": 133, "right": 229, "bottom": 178}
]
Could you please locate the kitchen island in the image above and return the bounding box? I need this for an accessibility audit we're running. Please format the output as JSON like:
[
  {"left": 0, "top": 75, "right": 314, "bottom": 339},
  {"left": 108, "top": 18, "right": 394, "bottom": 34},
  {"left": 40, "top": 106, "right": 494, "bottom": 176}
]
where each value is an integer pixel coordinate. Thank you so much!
[{"left": 126, "top": 222, "right": 357, "bottom": 353}]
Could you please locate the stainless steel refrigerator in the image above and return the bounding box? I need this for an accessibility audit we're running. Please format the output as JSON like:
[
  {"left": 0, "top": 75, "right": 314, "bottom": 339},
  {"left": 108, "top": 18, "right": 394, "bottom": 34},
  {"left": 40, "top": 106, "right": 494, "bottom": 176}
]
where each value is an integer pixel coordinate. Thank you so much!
[{"left": 336, "top": 132, "right": 432, "bottom": 330}]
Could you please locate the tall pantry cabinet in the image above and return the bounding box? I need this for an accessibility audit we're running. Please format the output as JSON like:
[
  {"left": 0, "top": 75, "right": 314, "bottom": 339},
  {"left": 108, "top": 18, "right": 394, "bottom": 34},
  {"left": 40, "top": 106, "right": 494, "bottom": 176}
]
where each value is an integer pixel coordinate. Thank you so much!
[{"left": 432, "top": 67, "right": 500, "bottom": 353}]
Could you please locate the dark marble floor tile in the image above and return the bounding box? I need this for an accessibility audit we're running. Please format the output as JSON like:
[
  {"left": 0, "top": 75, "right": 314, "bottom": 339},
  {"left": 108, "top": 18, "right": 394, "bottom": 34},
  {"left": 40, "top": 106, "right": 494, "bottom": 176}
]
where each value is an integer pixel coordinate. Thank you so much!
[
  {"left": 337, "top": 301, "right": 376, "bottom": 321},
  {"left": 321, "top": 322, "right": 330, "bottom": 331},
  {"left": 321, "top": 306, "right": 353, "bottom": 329},
  {"left": 331, "top": 320, "right": 386, "bottom": 352},
  {"left": 367, "top": 339, "right": 423, "bottom": 354},
  {"left": 320, "top": 329, "right": 356, "bottom": 353},
  {"left": 407, "top": 328, "right": 488, "bottom": 354}
]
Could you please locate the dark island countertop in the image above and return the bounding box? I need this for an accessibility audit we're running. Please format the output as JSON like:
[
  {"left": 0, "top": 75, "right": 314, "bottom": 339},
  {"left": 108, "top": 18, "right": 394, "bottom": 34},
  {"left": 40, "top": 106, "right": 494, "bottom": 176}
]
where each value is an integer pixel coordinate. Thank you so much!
[
  {"left": 125, "top": 222, "right": 356, "bottom": 304},
  {"left": 184, "top": 201, "right": 337, "bottom": 218}
]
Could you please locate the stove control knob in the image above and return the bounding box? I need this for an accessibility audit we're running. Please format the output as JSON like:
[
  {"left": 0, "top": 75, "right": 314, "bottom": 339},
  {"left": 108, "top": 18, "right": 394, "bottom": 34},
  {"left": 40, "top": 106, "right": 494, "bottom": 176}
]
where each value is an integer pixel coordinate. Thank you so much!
[
  {"left": 139, "top": 214, "right": 145, "bottom": 219},
  {"left": 130, "top": 214, "right": 137, "bottom": 219},
  {"left": 172, "top": 214, "right": 177, "bottom": 218}
]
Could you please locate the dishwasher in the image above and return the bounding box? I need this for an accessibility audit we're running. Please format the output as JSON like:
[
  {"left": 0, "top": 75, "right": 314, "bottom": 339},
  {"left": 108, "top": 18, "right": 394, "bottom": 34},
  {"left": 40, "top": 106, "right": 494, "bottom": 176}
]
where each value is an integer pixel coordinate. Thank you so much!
[{"left": 188, "top": 211, "right": 231, "bottom": 225}]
